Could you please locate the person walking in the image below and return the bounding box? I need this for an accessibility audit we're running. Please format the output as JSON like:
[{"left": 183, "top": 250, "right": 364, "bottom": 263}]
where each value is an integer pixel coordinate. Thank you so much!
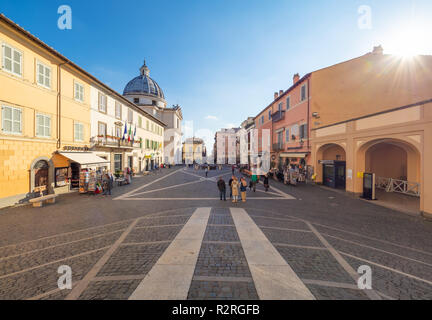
[
  {"left": 232, "top": 165, "right": 235, "bottom": 175},
  {"left": 205, "top": 166, "right": 209, "bottom": 178},
  {"left": 251, "top": 174, "right": 258, "bottom": 192},
  {"left": 240, "top": 177, "right": 248, "bottom": 203},
  {"left": 217, "top": 177, "right": 227, "bottom": 201},
  {"left": 108, "top": 171, "right": 114, "bottom": 194},
  {"left": 263, "top": 174, "right": 269, "bottom": 192},
  {"left": 228, "top": 176, "right": 234, "bottom": 199},
  {"left": 231, "top": 177, "right": 239, "bottom": 203}
]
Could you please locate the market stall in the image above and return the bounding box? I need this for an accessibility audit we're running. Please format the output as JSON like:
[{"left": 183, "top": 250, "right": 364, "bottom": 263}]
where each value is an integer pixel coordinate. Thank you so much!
[{"left": 53, "top": 152, "right": 110, "bottom": 194}]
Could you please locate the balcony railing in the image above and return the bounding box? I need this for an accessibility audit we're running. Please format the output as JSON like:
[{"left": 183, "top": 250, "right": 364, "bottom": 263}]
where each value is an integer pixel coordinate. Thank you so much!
[
  {"left": 272, "top": 110, "right": 285, "bottom": 123},
  {"left": 91, "top": 136, "right": 141, "bottom": 149},
  {"left": 272, "top": 143, "right": 284, "bottom": 152}
]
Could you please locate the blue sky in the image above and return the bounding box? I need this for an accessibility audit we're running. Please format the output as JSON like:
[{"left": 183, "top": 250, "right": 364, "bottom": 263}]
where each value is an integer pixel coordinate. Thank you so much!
[{"left": 1, "top": 0, "right": 431, "bottom": 147}]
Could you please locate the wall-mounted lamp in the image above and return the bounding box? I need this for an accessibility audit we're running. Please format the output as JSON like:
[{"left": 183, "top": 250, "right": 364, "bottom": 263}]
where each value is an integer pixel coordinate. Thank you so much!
[{"left": 312, "top": 112, "right": 320, "bottom": 118}]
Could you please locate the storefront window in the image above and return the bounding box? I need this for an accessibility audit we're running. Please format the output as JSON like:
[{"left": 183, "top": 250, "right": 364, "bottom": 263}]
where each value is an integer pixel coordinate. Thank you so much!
[{"left": 55, "top": 167, "right": 69, "bottom": 187}]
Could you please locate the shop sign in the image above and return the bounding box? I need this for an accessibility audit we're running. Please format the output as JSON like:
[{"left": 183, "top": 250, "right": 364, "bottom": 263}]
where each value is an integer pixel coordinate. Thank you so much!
[{"left": 63, "top": 146, "right": 89, "bottom": 152}]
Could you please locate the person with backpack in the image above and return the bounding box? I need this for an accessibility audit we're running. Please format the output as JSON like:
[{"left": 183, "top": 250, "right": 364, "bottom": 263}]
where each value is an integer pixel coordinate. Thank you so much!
[{"left": 240, "top": 177, "right": 248, "bottom": 203}]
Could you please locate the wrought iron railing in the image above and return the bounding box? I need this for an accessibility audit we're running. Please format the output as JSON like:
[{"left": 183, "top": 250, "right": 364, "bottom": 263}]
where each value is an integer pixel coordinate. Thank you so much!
[
  {"left": 91, "top": 136, "right": 141, "bottom": 149},
  {"left": 376, "top": 176, "right": 420, "bottom": 197},
  {"left": 272, "top": 110, "right": 285, "bottom": 123}
]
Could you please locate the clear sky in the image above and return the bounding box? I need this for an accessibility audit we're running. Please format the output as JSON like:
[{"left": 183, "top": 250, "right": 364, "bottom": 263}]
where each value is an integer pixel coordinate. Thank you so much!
[{"left": 1, "top": 0, "right": 431, "bottom": 148}]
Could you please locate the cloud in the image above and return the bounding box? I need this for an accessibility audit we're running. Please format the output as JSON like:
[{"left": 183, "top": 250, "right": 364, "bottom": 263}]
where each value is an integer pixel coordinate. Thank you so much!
[{"left": 205, "top": 115, "right": 219, "bottom": 121}]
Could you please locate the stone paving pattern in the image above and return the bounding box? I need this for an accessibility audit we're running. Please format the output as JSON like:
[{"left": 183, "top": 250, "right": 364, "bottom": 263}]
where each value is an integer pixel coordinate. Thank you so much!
[{"left": 0, "top": 167, "right": 431, "bottom": 300}]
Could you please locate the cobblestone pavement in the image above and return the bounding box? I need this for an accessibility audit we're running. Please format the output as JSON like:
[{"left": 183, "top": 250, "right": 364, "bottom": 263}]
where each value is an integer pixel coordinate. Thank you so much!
[{"left": 0, "top": 166, "right": 431, "bottom": 300}]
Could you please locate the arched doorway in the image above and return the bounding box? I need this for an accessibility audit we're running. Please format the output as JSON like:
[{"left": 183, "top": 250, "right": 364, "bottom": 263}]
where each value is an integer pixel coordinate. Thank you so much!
[
  {"left": 30, "top": 157, "right": 54, "bottom": 194},
  {"left": 34, "top": 160, "right": 49, "bottom": 188},
  {"left": 315, "top": 143, "right": 347, "bottom": 189},
  {"left": 356, "top": 138, "right": 421, "bottom": 213}
]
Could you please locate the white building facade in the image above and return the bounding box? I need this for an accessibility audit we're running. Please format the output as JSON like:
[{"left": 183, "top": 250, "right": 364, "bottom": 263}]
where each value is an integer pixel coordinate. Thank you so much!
[{"left": 90, "top": 84, "right": 165, "bottom": 174}]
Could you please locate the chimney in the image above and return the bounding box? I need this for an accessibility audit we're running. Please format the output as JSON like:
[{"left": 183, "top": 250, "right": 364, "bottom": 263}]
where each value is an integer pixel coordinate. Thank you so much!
[
  {"left": 293, "top": 73, "right": 300, "bottom": 84},
  {"left": 274, "top": 92, "right": 279, "bottom": 100},
  {"left": 372, "top": 45, "right": 384, "bottom": 55},
  {"left": 279, "top": 90, "right": 284, "bottom": 96}
]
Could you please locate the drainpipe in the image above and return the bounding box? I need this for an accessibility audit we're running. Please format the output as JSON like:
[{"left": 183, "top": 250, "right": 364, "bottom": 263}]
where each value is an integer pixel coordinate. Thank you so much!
[{"left": 57, "top": 61, "right": 68, "bottom": 149}]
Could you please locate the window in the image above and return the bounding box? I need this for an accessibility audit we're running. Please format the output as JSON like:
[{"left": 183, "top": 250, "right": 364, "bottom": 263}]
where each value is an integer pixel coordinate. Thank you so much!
[
  {"left": 98, "top": 92, "right": 107, "bottom": 113},
  {"left": 278, "top": 103, "right": 283, "bottom": 112},
  {"left": 277, "top": 131, "right": 283, "bottom": 144},
  {"left": 74, "top": 82, "right": 84, "bottom": 102},
  {"left": 145, "top": 139, "right": 150, "bottom": 149},
  {"left": 115, "top": 125, "right": 122, "bottom": 138},
  {"left": 1, "top": 105, "right": 22, "bottom": 134},
  {"left": 55, "top": 167, "right": 68, "bottom": 187},
  {"left": 37, "top": 62, "right": 51, "bottom": 88},
  {"left": 146, "top": 120, "right": 149, "bottom": 130},
  {"left": 286, "top": 97, "right": 291, "bottom": 110},
  {"left": 151, "top": 123, "right": 154, "bottom": 132},
  {"left": 301, "top": 84, "right": 307, "bottom": 101},
  {"left": 128, "top": 109, "right": 133, "bottom": 123},
  {"left": 138, "top": 116, "right": 142, "bottom": 128},
  {"left": 36, "top": 113, "right": 51, "bottom": 138},
  {"left": 134, "top": 98, "right": 139, "bottom": 104},
  {"left": 291, "top": 124, "right": 299, "bottom": 139},
  {"left": 261, "top": 116, "right": 264, "bottom": 125},
  {"left": 300, "top": 124, "right": 308, "bottom": 139},
  {"left": 268, "top": 110, "right": 271, "bottom": 120},
  {"left": 2, "top": 43, "right": 22, "bottom": 76},
  {"left": 285, "top": 128, "right": 290, "bottom": 142},
  {"left": 98, "top": 122, "right": 107, "bottom": 137},
  {"left": 74, "top": 122, "right": 84, "bottom": 142},
  {"left": 115, "top": 102, "right": 122, "bottom": 119}
]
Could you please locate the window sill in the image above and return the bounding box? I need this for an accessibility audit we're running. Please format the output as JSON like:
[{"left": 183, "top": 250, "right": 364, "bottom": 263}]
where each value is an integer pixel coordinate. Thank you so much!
[{"left": 1, "top": 131, "right": 22, "bottom": 136}]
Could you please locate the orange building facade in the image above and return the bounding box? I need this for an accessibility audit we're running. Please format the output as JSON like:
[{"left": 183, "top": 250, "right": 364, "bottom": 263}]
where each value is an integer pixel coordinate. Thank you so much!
[
  {"left": 309, "top": 46, "right": 432, "bottom": 218},
  {"left": 252, "top": 46, "right": 432, "bottom": 217}
]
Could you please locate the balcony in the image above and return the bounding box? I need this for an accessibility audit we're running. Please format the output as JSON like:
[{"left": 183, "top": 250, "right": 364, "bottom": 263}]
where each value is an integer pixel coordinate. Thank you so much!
[
  {"left": 272, "top": 110, "right": 285, "bottom": 123},
  {"left": 273, "top": 142, "right": 284, "bottom": 152},
  {"left": 91, "top": 136, "right": 141, "bottom": 149}
]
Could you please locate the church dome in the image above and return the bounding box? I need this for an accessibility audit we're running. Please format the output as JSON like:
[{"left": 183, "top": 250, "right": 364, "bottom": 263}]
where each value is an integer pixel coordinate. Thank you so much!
[{"left": 123, "top": 61, "right": 165, "bottom": 99}]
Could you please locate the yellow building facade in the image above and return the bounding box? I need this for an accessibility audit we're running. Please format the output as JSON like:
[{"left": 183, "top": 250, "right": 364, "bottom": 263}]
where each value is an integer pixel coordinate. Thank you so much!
[
  {"left": 0, "top": 15, "right": 93, "bottom": 207},
  {"left": 309, "top": 47, "right": 432, "bottom": 218}
]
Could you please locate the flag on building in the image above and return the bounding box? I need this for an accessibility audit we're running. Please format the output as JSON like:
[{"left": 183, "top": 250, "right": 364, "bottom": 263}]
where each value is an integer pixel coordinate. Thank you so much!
[
  {"left": 128, "top": 123, "right": 132, "bottom": 142},
  {"left": 132, "top": 125, "right": 137, "bottom": 143},
  {"left": 122, "top": 121, "right": 127, "bottom": 141}
]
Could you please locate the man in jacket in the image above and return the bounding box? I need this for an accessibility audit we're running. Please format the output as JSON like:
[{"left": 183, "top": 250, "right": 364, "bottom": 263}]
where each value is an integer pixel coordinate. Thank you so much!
[{"left": 217, "top": 177, "right": 226, "bottom": 201}]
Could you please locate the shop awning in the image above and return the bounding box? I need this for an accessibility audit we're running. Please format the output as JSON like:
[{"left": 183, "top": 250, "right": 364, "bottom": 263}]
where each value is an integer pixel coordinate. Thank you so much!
[
  {"left": 279, "top": 153, "right": 308, "bottom": 158},
  {"left": 58, "top": 152, "right": 109, "bottom": 168}
]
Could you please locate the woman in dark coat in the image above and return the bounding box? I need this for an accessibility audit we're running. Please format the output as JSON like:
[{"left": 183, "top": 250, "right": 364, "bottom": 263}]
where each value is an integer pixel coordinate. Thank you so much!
[{"left": 263, "top": 174, "right": 269, "bottom": 192}]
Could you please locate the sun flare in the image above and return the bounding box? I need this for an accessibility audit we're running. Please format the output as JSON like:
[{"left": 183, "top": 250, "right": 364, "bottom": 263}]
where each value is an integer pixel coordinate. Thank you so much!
[{"left": 384, "top": 24, "right": 431, "bottom": 57}]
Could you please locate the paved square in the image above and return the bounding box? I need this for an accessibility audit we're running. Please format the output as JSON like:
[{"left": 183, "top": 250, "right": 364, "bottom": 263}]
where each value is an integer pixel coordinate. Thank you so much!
[{"left": 0, "top": 166, "right": 431, "bottom": 300}]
